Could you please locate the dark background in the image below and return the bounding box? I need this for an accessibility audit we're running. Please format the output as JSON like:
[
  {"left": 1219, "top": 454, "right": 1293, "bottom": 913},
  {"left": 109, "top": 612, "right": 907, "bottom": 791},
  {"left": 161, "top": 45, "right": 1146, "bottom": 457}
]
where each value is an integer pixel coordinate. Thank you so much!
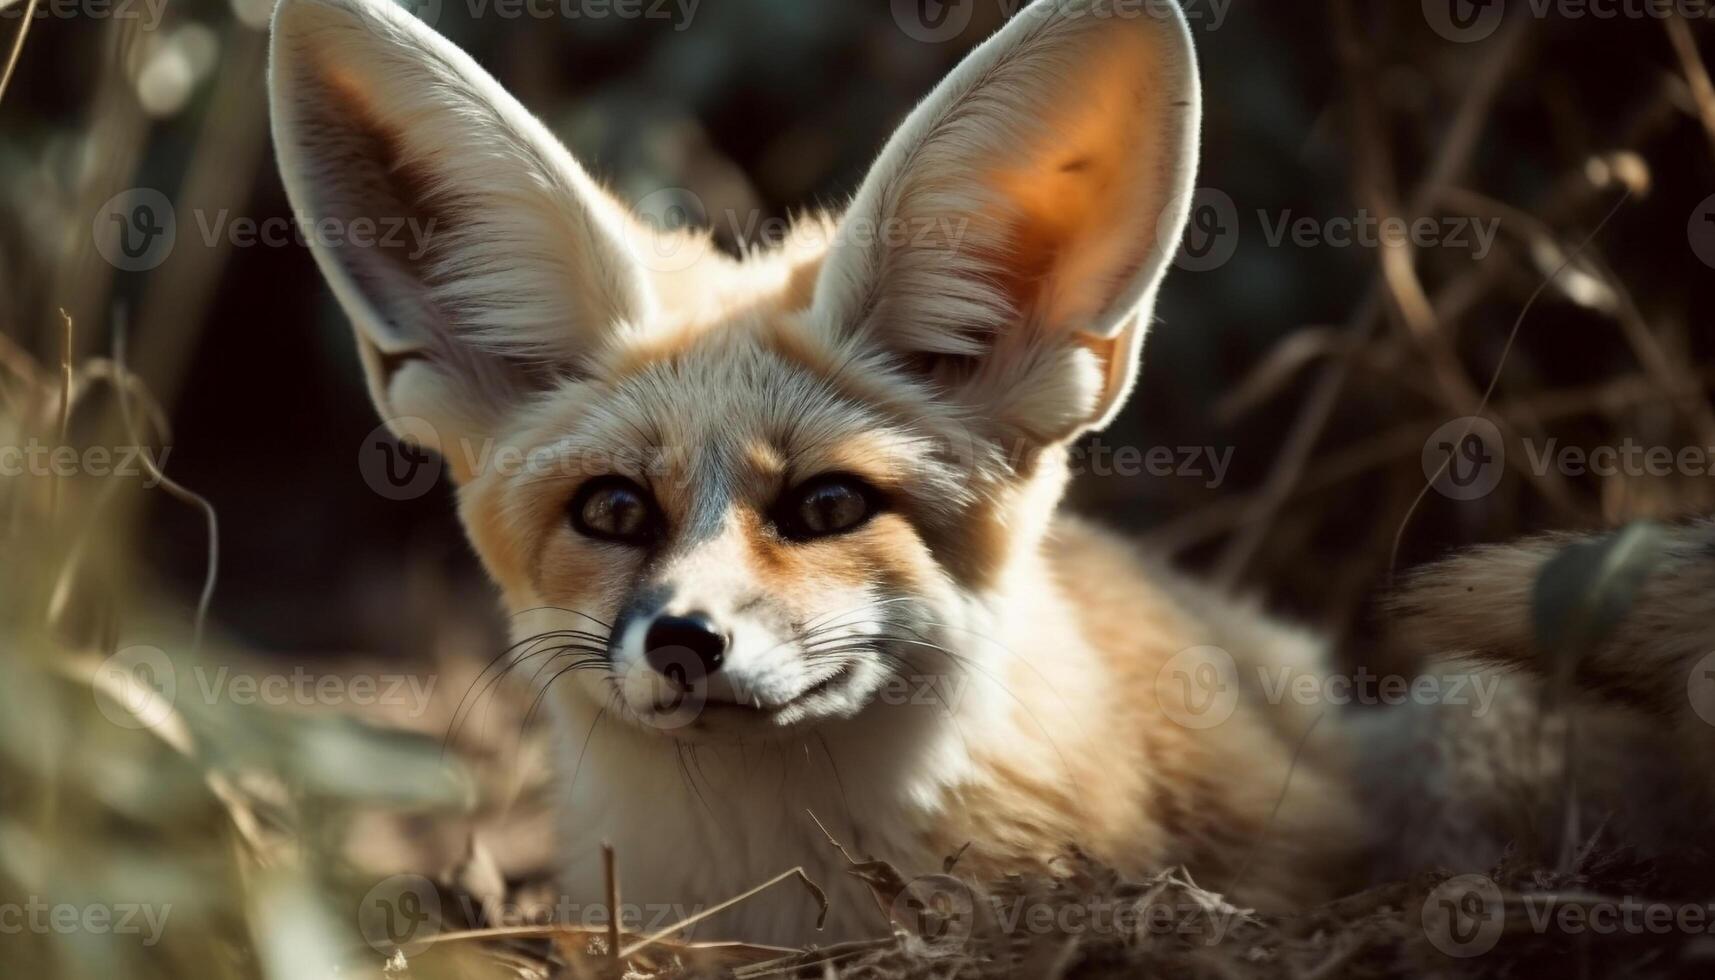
[{"left": 2, "top": 0, "right": 1712, "bottom": 664}]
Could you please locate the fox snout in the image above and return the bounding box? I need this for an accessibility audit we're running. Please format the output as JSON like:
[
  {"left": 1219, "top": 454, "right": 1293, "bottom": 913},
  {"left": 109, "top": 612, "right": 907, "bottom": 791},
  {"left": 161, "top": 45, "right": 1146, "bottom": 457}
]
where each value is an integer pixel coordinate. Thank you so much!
[
  {"left": 641, "top": 612, "right": 728, "bottom": 678},
  {"left": 589, "top": 515, "right": 878, "bottom": 731}
]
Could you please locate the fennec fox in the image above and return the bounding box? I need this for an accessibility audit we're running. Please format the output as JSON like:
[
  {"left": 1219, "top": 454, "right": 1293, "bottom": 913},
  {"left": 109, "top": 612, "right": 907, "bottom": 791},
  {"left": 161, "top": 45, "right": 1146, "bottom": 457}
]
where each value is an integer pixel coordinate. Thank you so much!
[{"left": 268, "top": 0, "right": 1715, "bottom": 945}]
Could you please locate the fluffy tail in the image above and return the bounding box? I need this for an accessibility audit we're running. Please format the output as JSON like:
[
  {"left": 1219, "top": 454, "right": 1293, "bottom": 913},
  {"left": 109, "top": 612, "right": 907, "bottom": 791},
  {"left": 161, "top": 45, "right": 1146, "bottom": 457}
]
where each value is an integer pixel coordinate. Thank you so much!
[
  {"left": 1362, "top": 520, "right": 1715, "bottom": 879},
  {"left": 1387, "top": 519, "right": 1715, "bottom": 718}
]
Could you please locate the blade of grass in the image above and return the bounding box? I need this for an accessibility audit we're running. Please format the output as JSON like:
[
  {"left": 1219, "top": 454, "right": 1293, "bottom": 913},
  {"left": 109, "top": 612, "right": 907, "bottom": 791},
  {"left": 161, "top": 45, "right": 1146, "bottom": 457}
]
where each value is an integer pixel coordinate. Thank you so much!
[
  {"left": 618, "top": 867, "right": 829, "bottom": 959},
  {"left": 0, "top": 0, "right": 39, "bottom": 109}
]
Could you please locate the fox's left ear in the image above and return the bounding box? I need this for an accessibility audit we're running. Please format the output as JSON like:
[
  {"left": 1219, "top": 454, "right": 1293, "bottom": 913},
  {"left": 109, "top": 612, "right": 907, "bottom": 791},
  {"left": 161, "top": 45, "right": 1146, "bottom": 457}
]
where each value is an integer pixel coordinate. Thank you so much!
[
  {"left": 814, "top": 0, "right": 1201, "bottom": 444},
  {"left": 268, "top": 0, "right": 657, "bottom": 472}
]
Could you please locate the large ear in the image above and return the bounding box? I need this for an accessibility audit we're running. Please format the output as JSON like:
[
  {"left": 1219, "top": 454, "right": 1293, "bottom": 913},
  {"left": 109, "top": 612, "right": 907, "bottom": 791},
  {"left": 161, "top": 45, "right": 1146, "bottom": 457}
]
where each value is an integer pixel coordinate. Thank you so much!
[
  {"left": 268, "top": 0, "right": 654, "bottom": 468},
  {"left": 813, "top": 0, "right": 1201, "bottom": 445}
]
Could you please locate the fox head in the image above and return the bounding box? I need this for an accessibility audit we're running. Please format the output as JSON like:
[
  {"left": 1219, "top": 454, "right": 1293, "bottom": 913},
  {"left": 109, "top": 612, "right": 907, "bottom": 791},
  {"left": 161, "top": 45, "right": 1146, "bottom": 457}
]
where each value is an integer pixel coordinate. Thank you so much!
[{"left": 269, "top": 0, "right": 1200, "bottom": 739}]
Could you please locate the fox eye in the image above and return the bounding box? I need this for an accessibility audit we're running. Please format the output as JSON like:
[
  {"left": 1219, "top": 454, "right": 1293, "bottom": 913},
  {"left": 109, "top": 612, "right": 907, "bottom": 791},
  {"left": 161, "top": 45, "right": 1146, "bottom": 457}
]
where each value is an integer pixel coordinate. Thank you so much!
[
  {"left": 571, "top": 477, "right": 657, "bottom": 544},
  {"left": 779, "top": 475, "right": 881, "bottom": 540}
]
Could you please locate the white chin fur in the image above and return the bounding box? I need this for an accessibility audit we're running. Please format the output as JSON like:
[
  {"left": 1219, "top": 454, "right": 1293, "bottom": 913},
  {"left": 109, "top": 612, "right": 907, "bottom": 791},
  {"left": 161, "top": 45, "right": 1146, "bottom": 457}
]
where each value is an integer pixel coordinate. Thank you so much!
[{"left": 618, "top": 648, "right": 891, "bottom": 738}]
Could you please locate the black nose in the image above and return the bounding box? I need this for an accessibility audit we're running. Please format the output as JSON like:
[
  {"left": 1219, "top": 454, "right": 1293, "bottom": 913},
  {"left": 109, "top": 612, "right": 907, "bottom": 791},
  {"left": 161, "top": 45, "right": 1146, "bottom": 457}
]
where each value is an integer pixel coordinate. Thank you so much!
[{"left": 645, "top": 612, "right": 727, "bottom": 677}]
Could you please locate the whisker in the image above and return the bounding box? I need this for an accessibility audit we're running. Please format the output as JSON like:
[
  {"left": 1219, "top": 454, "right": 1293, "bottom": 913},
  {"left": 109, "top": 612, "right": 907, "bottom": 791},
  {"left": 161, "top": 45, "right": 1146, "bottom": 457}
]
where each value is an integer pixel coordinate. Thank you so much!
[
  {"left": 504, "top": 605, "right": 616, "bottom": 632},
  {"left": 522, "top": 659, "right": 608, "bottom": 731},
  {"left": 443, "top": 624, "right": 612, "bottom": 755},
  {"left": 797, "top": 595, "right": 918, "bottom": 636},
  {"left": 688, "top": 743, "right": 720, "bottom": 806},
  {"left": 447, "top": 638, "right": 610, "bottom": 751},
  {"left": 559, "top": 692, "right": 614, "bottom": 804},
  {"left": 445, "top": 631, "right": 613, "bottom": 755},
  {"left": 677, "top": 742, "right": 716, "bottom": 820},
  {"left": 519, "top": 644, "right": 607, "bottom": 694}
]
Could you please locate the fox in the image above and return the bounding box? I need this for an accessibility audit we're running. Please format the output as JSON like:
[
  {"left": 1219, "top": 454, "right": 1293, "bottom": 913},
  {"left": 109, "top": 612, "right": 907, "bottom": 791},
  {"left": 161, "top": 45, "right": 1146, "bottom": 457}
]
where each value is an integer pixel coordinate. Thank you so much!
[{"left": 267, "top": 0, "right": 1715, "bottom": 948}]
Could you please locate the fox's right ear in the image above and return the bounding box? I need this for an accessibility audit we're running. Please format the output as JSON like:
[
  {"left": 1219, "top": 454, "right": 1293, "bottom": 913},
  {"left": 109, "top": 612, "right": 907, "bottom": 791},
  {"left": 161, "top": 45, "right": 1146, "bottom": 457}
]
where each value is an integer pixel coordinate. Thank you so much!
[
  {"left": 813, "top": 0, "right": 1200, "bottom": 448},
  {"left": 268, "top": 0, "right": 653, "bottom": 470}
]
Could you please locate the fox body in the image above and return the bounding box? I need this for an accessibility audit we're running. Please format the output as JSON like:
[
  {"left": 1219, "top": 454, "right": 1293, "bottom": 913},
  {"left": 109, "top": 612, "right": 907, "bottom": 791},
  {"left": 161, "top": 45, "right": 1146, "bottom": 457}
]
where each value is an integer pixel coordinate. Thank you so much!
[{"left": 268, "top": 0, "right": 1714, "bottom": 946}]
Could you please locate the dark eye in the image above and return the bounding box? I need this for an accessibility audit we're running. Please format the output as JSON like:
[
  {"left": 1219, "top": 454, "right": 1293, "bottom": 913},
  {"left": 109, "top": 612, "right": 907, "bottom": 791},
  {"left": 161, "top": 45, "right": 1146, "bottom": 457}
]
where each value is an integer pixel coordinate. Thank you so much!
[
  {"left": 571, "top": 477, "right": 657, "bottom": 544},
  {"left": 779, "top": 475, "right": 881, "bottom": 540}
]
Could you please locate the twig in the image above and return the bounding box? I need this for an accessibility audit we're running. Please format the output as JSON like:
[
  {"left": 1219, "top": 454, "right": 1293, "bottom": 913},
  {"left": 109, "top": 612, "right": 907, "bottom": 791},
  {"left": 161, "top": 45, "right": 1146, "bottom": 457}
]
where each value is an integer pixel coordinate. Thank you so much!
[
  {"left": 1213, "top": 8, "right": 1529, "bottom": 587},
  {"left": 1144, "top": 364, "right": 1715, "bottom": 554},
  {"left": 731, "top": 939, "right": 898, "bottom": 979},
  {"left": 1665, "top": 14, "right": 1715, "bottom": 162},
  {"left": 418, "top": 920, "right": 794, "bottom": 956},
  {"left": 0, "top": 0, "right": 39, "bottom": 109},
  {"left": 50, "top": 309, "right": 71, "bottom": 523},
  {"left": 132, "top": 27, "right": 270, "bottom": 405},
  {"left": 0, "top": 328, "right": 44, "bottom": 387},
  {"left": 618, "top": 867, "right": 830, "bottom": 960},
  {"left": 1341, "top": 32, "right": 1482, "bottom": 417},
  {"left": 114, "top": 310, "right": 220, "bottom": 654},
  {"left": 1387, "top": 189, "right": 1634, "bottom": 580},
  {"left": 602, "top": 842, "right": 619, "bottom": 965},
  {"left": 808, "top": 808, "right": 863, "bottom": 866},
  {"left": 1212, "top": 327, "right": 1359, "bottom": 424},
  {"left": 1444, "top": 186, "right": 1715, "bottom": 444},
  {"left": 46, "top": 19, "right": 149, "bottom": 361}
]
